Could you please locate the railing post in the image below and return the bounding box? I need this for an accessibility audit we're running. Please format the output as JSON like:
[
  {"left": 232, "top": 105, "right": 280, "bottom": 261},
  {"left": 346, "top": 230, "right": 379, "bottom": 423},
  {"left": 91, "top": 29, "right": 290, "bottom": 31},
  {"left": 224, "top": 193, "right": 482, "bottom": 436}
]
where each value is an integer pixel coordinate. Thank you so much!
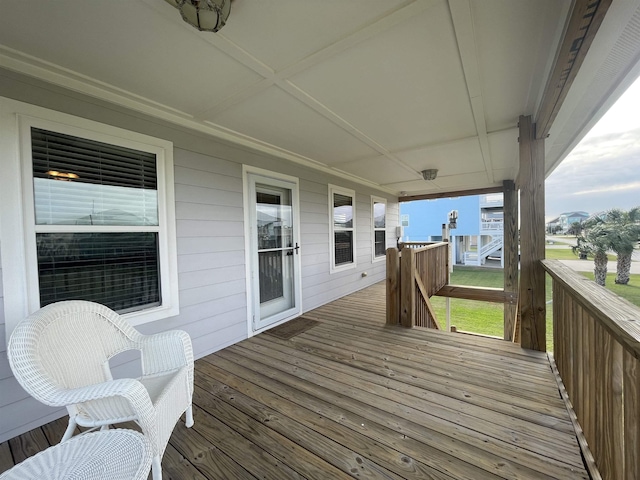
[
  {"left": 400, "top": 246, "right": 415, "bottom": 328},
  {"left": 386, "top": 247, "right": 400, "bottom": 325},
  {"left": 503, "top": 179, "right": 518, "bottom": 341}
]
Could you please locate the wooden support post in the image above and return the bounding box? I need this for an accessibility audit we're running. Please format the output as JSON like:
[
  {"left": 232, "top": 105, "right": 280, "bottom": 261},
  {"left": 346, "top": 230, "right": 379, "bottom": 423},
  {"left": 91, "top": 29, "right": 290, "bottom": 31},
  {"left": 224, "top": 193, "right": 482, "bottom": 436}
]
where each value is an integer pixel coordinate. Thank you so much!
[
  {"left": 386, "top": 247, "right": 400, "bottom": 325},
  {"left": 503, "top": 179, "right": 518, "bottom": 341},
  {"left": 400, "top": 247, "right": 415, "bottom": 328},
  {"left": 518, "top": 115, "right": 546, "bottom": 351},
  {"left": 445, "top": 229, "right": 451, "bottom": 331}
]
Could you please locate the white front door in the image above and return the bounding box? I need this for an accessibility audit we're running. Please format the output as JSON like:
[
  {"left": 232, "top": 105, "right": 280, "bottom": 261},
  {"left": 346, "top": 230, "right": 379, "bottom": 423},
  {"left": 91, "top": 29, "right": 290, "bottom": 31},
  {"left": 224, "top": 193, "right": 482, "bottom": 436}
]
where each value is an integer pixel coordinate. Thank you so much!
[{"left": 247, "top": 171, "right": 301, "bottom": 331}]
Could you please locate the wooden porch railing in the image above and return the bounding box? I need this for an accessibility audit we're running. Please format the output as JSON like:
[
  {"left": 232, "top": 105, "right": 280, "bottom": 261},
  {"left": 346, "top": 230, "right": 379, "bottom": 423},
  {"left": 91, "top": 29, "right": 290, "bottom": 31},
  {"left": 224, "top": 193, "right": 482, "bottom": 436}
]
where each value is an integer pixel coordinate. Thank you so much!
[
  {"left": 398, "top": 241, "right": 440, "bottom": 249},
  {"left": 543, "top": 259, "right": 640, "bottom": 480},
  {"left": 386, "top": 242, "right": 449, "bottom": 328},
  {"left": 386, "top": 243, "right": 517, "bottom": 332}
]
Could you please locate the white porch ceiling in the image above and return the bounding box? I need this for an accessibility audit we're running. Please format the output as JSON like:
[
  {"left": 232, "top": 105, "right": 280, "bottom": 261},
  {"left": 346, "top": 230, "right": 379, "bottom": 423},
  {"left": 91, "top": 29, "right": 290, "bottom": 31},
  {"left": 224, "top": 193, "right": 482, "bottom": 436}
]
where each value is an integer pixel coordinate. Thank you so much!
[{"left": 1, "top": 0, "right": 639, "bottom": 197}]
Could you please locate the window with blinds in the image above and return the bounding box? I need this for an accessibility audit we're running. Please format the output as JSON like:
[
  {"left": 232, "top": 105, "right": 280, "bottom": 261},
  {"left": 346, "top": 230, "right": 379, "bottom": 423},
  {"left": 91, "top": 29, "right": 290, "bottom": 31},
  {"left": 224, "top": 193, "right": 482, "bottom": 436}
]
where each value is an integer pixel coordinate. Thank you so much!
[
  {"left": 329, "top": 185, "right": 356, "bottom": 271},
  {"left": 372, "top": 197, "right": 386, "bottom": 259},
  {"left": 31, "top": 127, "right": 161, "bottom": 313}
]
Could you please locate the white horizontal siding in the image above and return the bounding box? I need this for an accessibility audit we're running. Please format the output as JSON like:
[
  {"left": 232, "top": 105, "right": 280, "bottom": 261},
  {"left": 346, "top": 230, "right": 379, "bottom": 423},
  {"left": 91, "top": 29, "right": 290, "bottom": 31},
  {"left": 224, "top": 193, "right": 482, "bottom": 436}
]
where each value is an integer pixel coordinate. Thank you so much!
[{"left": 0, "top": 72, "right": 399, "bottom": 442}]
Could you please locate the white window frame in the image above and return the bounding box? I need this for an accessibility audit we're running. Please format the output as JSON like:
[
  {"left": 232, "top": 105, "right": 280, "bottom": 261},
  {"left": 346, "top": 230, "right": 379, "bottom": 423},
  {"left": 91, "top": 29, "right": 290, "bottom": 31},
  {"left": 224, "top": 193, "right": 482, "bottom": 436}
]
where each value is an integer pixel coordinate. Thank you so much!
[
  {"left": 328, "top": 184, "right": 356, "bottom": 273},
  {"left": 0, "top": 98, "right": 179, "bottom": 343},
  {"left": 371, "top": 196, "right": 387, "bottom": 263}
]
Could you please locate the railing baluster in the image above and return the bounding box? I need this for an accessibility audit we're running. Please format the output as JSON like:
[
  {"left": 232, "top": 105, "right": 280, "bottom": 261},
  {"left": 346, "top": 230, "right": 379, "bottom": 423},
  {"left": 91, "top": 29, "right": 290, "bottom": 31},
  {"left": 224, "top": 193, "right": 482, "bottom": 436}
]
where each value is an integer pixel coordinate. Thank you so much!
[
  {"left": 623, "top": 351, "right": 639, "bottom": 480},
  {"left": 542, "top": 259, "right": 640, "bottom": 480},
  {"left": 387, "top": 242, "right": 449, "bottom": 329}
]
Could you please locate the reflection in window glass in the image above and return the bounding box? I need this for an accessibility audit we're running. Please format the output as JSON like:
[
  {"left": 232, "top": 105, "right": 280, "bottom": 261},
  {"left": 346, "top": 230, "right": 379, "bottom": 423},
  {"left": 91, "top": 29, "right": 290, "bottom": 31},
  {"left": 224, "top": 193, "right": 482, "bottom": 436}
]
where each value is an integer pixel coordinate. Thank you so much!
[
  {"left": 37, "top": 232, "right": 160, "bottom": 313},
  {"left": 334, "top": 231, "right": 354, "bottom": 265},
  {"left": 333, "top": 193, "right": 353, "bottom": 228},
  {"left": 31, "top": 127, "right": 162, "bottom": 314},
  {"left": 330, "top": 186, "right": 356, "bottom": 270},
  {"left": 32, "top": 128, "right": 158, "bottom": 226},
  {"left": 373, "top": 199, "right": 386, "bottom": 258},
  {"left": 256, "top": 187, "right": 293, "bottom": 250}
]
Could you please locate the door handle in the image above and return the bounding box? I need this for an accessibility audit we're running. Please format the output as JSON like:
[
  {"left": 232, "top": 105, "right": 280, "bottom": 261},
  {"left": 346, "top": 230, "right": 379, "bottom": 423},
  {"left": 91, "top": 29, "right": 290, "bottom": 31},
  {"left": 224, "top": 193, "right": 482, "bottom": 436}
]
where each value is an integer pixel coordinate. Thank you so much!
[{"left": 294, "top": 243, "right": 300, "bottom": 254}]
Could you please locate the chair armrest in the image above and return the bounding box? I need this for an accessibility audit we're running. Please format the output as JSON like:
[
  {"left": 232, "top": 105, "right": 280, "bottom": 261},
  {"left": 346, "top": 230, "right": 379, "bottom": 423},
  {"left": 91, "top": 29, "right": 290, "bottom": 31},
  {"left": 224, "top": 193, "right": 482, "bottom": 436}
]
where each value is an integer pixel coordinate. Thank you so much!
[
  {"left": 54, "top": 379, "right": 158, "bottom": 445},
  {"left": 54, "top": 378, "right": 152, "bottom": 409},
  {"left": 137, "top": 330, "right": 193, "bottom": 377}
]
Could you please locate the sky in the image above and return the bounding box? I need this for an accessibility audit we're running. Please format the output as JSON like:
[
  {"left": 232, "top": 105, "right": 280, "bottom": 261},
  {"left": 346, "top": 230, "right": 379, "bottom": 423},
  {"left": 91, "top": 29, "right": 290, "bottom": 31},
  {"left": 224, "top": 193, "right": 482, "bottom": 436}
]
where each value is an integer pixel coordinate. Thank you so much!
[{"left": 545, "top": 76, "right": 640, "bottom": 221}]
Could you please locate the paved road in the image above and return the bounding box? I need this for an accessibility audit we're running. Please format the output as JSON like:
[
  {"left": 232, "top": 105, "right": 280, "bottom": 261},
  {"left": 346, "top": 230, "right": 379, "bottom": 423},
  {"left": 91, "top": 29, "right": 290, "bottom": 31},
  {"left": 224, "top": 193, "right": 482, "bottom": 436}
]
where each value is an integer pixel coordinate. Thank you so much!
[
  {"left": 546, "top": 235, "right": 640, "bottom": 271},
  {"left": 558, "top": 259, "right": 640, "bottom": 274}
]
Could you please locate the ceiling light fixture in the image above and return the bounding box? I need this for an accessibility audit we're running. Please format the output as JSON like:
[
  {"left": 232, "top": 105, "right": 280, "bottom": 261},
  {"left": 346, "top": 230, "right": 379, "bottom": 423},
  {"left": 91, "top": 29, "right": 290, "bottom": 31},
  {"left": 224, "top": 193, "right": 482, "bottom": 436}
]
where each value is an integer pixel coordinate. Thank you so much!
[
  {"left": 421, "top": 169, "right": 438, "bottom": 181},
  {"left": 166, "top": 0, "right": 231, "bottom": 32},
  {"left": 46, "top": 170, "right": 79, "bottom": 181}
]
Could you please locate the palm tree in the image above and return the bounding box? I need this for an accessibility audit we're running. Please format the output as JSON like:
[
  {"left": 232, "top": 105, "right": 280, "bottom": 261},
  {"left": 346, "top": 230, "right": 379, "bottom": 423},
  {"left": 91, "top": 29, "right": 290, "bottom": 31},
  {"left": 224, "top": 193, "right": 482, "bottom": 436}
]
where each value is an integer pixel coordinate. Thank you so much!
[
  {"left": 604, "top": 207, "right": 640, "bottom": 284},
  {"left": 567, "top": 221, "right": 583, "bottom": 236},
  {"left": 574, "top": 223, "right": 612, "bottom": 285}
]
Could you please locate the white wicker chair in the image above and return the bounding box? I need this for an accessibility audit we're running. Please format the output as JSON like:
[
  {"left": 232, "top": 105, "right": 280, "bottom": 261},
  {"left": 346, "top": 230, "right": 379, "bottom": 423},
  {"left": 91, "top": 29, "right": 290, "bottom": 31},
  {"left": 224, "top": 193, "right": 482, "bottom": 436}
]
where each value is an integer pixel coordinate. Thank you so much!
[
  {"left": 0, "top": 429, "right": 153, "bottom": 480},
  {"left": 8, "top": 300, "right": 194, "bottom": 480}
]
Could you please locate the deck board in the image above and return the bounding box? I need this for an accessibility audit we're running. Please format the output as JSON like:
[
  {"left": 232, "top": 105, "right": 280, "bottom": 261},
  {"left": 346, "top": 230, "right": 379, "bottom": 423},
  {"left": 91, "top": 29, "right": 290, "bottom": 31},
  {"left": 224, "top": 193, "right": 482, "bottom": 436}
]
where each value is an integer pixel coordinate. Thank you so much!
[{"left": 0, "top": 282, "right": 589, "bottom": 479}]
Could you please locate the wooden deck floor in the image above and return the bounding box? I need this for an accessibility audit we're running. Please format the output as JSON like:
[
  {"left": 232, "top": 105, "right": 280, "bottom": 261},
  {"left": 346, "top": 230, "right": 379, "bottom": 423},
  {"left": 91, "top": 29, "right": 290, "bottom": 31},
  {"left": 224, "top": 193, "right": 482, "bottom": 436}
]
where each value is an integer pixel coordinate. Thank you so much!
[{"left": 1, "top": 283, "right": 588, "bottom": 479}]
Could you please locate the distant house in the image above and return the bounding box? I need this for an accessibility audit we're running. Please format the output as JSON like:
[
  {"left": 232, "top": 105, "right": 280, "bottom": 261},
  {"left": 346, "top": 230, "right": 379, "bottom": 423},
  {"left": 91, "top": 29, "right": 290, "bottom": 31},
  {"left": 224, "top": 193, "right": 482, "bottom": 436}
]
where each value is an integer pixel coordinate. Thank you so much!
[
  {"left": 546, "top": 217, "right": 561, "bottom": 233},
  {"left": 549, "top": 211, "right": 590, "bottom": 233},
  {"left": 400, "top": 194, "right": 504, "bottom": 266}
]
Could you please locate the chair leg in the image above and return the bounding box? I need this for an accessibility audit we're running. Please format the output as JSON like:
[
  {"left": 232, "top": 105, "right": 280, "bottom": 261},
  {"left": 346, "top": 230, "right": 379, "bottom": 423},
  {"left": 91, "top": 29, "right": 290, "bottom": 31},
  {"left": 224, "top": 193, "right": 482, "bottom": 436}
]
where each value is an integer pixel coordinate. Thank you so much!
[
  {"left": 152, "top": 455, "right": 162, "bottom": 480},
  {"left": 61, "top": 417, "right": 77, "bottom": 442},
  {"left": 185, "top": 405, "right": 194, "bottom": 428}
]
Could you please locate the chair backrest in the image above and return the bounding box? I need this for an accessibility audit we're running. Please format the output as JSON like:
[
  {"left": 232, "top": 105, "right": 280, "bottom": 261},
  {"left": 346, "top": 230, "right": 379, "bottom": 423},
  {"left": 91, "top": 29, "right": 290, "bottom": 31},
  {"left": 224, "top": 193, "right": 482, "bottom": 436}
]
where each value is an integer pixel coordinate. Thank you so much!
[{"left": 8, "top": 301, "right": 141, "bottom": 405}]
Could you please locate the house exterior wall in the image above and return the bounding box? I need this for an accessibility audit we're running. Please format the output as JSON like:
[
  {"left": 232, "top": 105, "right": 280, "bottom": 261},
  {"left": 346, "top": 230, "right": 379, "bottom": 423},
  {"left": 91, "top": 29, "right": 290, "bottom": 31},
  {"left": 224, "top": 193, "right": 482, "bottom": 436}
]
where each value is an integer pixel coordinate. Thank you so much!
[
  {"left": 400, "top": 196, "right": 480, "bottom": 240},
  {"left": 0, "top": 69, "right": 398, "bottom": 442}
]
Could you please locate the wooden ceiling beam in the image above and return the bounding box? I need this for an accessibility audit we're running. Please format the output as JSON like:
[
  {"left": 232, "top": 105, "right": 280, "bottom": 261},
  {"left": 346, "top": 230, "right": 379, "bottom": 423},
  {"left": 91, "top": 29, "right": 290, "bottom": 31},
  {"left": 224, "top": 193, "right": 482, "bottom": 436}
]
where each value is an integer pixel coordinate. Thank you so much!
[
  {"left": 535, "top": 0, "right": 612, "bottom": 140},
  {"left": 398, "top": 185, "right": 503, "bottom": 202}
]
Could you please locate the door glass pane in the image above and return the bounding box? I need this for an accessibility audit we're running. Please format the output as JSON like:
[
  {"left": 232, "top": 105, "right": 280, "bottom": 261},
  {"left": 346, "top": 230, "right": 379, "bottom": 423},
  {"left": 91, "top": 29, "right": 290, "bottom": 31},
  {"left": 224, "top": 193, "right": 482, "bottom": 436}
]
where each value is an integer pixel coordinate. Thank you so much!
[
  {"left": 256, "top": 187, "right": 292, "bottom": 250},
  {"left": 255, "top": 182, "right": 295, "bottom": 317},
  {"left": 259, "top": 250, "right": 282, "bottom": 303},
  {"left": 259, "top": 250, "right": 293, "bottom": 305}
]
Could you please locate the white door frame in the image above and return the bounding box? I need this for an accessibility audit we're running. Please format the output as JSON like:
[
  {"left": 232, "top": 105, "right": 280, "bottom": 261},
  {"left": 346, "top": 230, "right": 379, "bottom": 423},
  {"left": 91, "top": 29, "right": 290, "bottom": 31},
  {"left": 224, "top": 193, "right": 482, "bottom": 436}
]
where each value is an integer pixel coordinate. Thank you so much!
[{"left": 243, "top": 165, "right": 302, "bottom": 337}]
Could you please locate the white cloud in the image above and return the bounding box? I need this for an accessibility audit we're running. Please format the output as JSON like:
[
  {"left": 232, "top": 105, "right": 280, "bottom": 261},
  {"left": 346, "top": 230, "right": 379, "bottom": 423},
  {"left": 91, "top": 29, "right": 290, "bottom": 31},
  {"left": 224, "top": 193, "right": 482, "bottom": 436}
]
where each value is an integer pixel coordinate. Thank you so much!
[
  {"left": 573, "top": 181, "right": 640, "bottom": 196},
  {"left": 545, "top": 77, "right": 640, "bottom": 220}
]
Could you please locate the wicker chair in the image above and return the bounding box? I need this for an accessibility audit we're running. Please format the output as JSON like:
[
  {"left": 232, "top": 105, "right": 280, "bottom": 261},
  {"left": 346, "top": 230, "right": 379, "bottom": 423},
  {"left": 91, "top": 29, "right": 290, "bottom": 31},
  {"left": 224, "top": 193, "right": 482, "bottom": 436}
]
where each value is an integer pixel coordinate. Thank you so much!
[
  {"left": 8, "top": 300, "right": 194, "bottom": 480},
  {"left": 0, "top": 430, "right": 153, "bottom": 480}
]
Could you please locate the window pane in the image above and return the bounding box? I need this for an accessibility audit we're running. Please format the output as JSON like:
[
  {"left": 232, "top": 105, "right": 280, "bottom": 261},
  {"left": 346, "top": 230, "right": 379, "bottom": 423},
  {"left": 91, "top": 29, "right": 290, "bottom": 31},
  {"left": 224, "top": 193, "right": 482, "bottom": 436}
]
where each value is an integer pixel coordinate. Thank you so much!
[
  {"left": 32, "top": 128, "right": 158, "bottom": 226},
  {"left": 334, "top": 231, "right": 354, "bottom": 265},
  {"left": 333, "top": 193, "right": 353, "bottom": 228},
  {"left": 374, "top": 230, "right": 386, "bottom": 257},
  {"left": 373, "top": 201, "right": 386, "bottom": 228},
  {"left": 37, "top": 232, "right": 160, "bottom": 313}
]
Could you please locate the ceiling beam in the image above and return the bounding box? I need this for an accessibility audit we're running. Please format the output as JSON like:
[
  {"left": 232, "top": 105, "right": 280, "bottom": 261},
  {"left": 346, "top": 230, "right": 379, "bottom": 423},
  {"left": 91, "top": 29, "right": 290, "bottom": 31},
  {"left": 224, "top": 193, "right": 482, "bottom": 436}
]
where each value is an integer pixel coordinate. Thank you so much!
[
  {"left": 399, "top": 185, "right": 503, "bottom": 202},
  {"left": 535, "top": 0, "right": 613, "bottom": 139},
  {"left": 448, "top": 0, "right": 494, "bottom": 183},
  {"left": 194, "top": 0, "right": 431, "bottom": 121}
]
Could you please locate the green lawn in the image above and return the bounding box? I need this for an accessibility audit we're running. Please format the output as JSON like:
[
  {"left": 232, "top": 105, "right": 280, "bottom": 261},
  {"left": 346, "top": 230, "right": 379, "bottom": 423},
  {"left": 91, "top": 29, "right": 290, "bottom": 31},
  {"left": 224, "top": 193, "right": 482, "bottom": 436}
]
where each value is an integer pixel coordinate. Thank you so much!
[
  {"left": 579, "top": 272, "right": 640, "bottom": 305},
  {"left": 433, "top": 266, "right": 640, "bottom": 352},
  {"left": 544, "top": 246, "right": 616, "bottom": 261}
]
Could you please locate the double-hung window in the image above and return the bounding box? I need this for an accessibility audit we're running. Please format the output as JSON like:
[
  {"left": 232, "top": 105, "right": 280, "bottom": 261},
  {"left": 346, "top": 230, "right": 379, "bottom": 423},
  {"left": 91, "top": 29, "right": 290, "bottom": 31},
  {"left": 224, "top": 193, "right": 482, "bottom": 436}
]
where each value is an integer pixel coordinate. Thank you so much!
[
  {"left": 1, "top": 107, "right": 179, "bottom": 334},
  {"left": 372, "top": 196, "right": 387, "bottom": 261},
  {"left": 329, "top": 185, "right": 356, "bottom": 272}
]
